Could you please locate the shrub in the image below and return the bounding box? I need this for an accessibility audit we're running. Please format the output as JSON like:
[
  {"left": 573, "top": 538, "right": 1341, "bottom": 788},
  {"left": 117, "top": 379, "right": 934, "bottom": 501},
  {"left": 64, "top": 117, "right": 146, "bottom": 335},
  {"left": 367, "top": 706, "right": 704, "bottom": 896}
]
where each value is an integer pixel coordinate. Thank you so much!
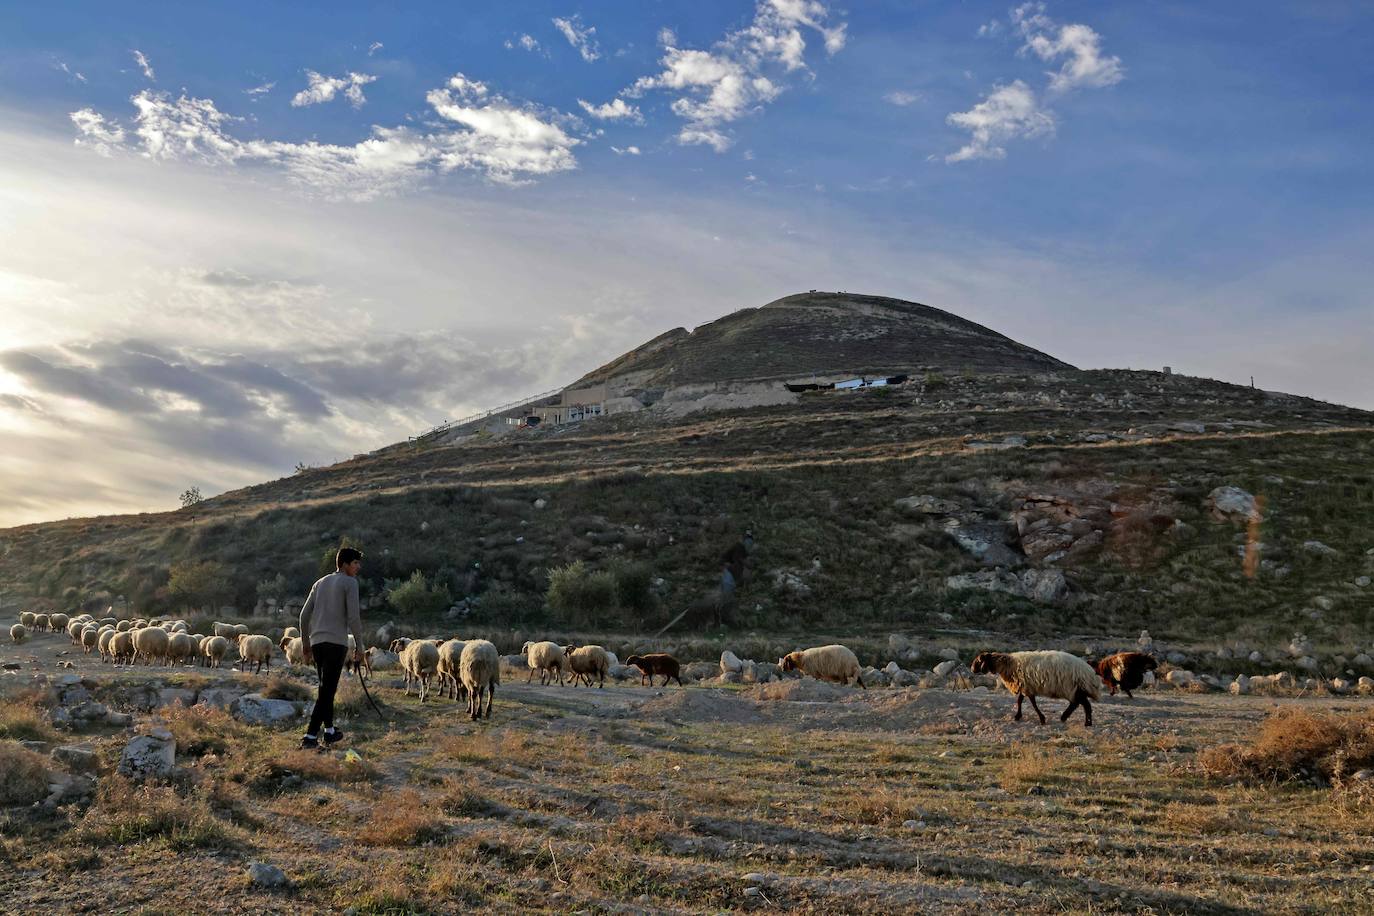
[
  {"left": 546, "top": 561, "right": 617, "bottom": 626},
  {"left": 610, "top": 560, "right": 656, "bottom": 617},
  {"left": 1199, "top": 708, "right": 1374, "bottom": 784},
  {"left": 167, "top": 559, "right": 232, "bottom": 610},
  {"left": 0, "top": 742, "right": 50, "bottom": 806},
  {"left": 386, "top": 570, "right": 453, "bottom": 617},
  {"left": 0, "top": 695, "right": 55, "bottom": 743},
  {"left": 73, "top": 777, "right": 238, "bottom": 850}
]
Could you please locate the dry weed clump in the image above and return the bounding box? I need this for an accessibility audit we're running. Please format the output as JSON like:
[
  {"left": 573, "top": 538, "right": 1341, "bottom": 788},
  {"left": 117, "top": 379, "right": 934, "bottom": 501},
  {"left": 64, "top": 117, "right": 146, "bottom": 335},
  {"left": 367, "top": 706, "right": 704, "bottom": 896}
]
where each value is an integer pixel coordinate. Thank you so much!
[
  {"left": 0, "top": 693, "right": 56, "bottom": 742},
  {"left": 157, "top": 702, "right": 246, "bottom": 757},
  {"left": 1199, "top": 708, "right": 1374, "bottom": 785},
  {"left": 260, "top": 673, "right": 314, "bottom": 703},
  {"left": 1000, "top": 744, "right": 1067, "bottom": 792},
  {"left": 0, "top": 741, "right": 51, "bottom": 806},
  {"left": 72, "top": 776, "right": 239, "bottom": 850},
  {"left": 360, "top": 788, "right": 448, "bottom": 846}
]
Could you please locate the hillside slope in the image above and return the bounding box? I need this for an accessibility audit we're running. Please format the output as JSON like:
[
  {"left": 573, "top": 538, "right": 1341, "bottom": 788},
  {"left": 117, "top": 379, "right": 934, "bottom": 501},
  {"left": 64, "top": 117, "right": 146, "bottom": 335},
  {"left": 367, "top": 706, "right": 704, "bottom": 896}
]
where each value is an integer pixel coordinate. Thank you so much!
[{"left": 568, "top": 291, "right": 1074, "bottom": 390}]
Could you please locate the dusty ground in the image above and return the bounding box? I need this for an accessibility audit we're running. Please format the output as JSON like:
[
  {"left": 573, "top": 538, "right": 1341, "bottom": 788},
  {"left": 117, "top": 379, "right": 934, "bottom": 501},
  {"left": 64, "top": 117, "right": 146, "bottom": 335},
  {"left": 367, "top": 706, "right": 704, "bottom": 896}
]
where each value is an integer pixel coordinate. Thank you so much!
[{"left": 3, "top": 629, "right": 1374, "bottom": 915}]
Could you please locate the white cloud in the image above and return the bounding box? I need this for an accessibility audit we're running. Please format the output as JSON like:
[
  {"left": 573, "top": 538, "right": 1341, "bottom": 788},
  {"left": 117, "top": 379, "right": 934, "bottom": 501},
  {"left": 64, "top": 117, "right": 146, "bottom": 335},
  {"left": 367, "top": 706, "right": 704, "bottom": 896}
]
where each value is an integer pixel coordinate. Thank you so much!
[
  {"left": 70, "top": 109, "right": 127, "bottom": 157},
  {"left": 977, "top": 20, "right": 1002, "bottom": 38},
  {"left": 944, "top": 80, "right": 1054, "bottom": 162},
  {"left": 368, "top": 41, "right": 384, "bottom": 56},
  {"left": 291, "top": 70, "right": 377, "bottom": 108},
  {"left": 1012, "top": 2, "right": 1123, "bottom": 92},
  {"left": 577, "top": 98, "right": 642, "bottom": 122},
  {"left": 507, "top": 33, "right": 541, "bottom": 52},
  {"left": 71, "top": 73, "right": 582, "bottom": 197},
  {"left": 245, "top": 81, "right": 275, "bottom": 98},
  {"left": 132, "top": 49, "right": 155, "bottom": 81},
  {"left": 54, "top": 60, "right": 88, "bottom": 83},
  {"left": 611, "top": 145, "right": 641, "bottom": 155},
  {"left": 553, "top": 15, "right": 601, "bottom": 62},
  {"left": 627, "top": 0, "right": 846, "bottom": 152},
  {"left": 883, "top": 90, "right": 921, "bottom": 106}
]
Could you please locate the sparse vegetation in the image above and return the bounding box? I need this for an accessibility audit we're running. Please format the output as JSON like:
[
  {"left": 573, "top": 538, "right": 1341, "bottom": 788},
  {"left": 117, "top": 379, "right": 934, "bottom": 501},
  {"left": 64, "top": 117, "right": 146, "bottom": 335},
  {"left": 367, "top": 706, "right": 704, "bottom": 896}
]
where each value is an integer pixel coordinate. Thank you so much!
[
  {"left": 0, "top": 741, "right": 50, "bottom": 805},
  {"left": 1199, "top": 708, "right": 1374, "bottom": 786}
]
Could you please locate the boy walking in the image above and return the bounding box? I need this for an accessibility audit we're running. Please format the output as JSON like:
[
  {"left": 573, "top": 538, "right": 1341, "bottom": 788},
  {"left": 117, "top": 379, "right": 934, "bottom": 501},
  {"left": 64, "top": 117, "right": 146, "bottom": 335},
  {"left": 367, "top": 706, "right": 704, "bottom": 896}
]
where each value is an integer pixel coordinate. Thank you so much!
[{"left": 299, "top": 547, "right": 366, "bottom": 750}]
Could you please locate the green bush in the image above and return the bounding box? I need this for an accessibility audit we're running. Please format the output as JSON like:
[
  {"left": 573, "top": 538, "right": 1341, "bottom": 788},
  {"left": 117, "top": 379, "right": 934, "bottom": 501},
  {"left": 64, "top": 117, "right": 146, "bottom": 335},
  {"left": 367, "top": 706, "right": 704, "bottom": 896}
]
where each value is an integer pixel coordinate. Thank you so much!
[
  {"left": 610, "top": 561, "right": 656, "bottom": 616},
  {"left": 167, "top": 560, "right": 232, "bottom": 611},
  {"left": 386, "top": 570, "right": 452, "bottom": 617},
  {"left": 546, "top": 561, "right": 618, "bottom": 625}
]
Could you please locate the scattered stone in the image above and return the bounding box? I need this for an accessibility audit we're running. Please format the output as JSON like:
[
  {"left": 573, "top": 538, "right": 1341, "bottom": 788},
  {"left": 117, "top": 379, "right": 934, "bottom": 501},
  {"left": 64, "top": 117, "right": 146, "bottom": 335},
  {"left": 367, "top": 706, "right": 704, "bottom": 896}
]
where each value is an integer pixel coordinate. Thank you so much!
[
  {"left": 51, "top": 743, "right": 98, "bottom": 773},
  {"left": 893, "top": 494, "right": 960, "bottom": 516},
  {"left": 1294, "top": 656, "right": 1319, "bottom": 673},
  {"left": 1207, "top": 486, "right": 1258, "bottom": 522},
  {"left": 720, "top": 651, "right": 743, "bottom": 674},
  {"left": 938, "top": 647, "right": 960, "bottom": 661},
  {"left": 118, "top": 728, "right": 176, "bottom": 780},
  {"left": 1165, "top": 670, "right": 1197, "bottom": 688},
  {"left": 197, "top": 687, "right": 248, "bottom": 709},
  {"left": 105, "top": 711, "right": 133, "bottom": 727},
  {"left": 1230, "top": 675, "right": 1250, "bottom": 696},
  {"left": 1248, "top": 650, "right": 1264, "bottom": 663},
  {"left": 158, "top": 688, "right": 197, "bottom": 708},
  {"left": 743, "top": 887, "right": 763, "bottom": 898},
  {"left": 248, "top": 863, "right": 289, "bottom": 888},
  {"left": 1302, "top": 541, "right": 1338, "bottom": 556},
  {"left": 1313, "top": 596, "right": 1335, "bottom": 611},
  {"left": 932, "top": 660, "right": 960, "bottom": 679},
  {"left": 883, "top": 661, "right": 901, "bottom": 676},
  {"left": 742, "top": 872, "right": 768, "bottom": 885},
  {"left": 1165, "top": 651, "right": 1187, "bottom": 665},
  {"left": 1354, "top": 654, "right": 1373, "bottom": 668},
  {"left": 947, "top": 523, "right": 1023, "bottom": 568},
  {"left": 229, "top": 694, "right": 300, "bottom": 726},
  {"left": 533, "top": 498, "right": 547, "bottom": 509},
  {"left": 1357, "top": 577, "right": 1371, "bottom": 588}
]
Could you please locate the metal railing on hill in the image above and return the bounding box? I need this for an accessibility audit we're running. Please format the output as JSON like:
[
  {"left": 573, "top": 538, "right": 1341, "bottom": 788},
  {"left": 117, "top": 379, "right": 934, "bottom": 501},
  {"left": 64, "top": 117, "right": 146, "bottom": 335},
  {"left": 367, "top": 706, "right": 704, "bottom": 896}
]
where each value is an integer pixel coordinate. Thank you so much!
[{"left": 409, "top": 386, "right": 565, "bottom": 442}]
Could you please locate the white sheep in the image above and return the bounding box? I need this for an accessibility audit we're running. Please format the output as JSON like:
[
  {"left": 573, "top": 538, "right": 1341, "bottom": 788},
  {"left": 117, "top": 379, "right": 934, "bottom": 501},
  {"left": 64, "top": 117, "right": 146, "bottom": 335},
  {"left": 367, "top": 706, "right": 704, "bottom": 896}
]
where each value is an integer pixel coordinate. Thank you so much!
[
  {"left": 563, "top": 645, "right": 611, "bottom": 688},
  {"left": 970, "top": 650, "right": 1102, "bottom": 726},
  {"left": 98, "top": 628, "right": 117, "bottom": 662},
  {"left": 110, "top": 630, "right": 135, "bottom": 664},
  {"left": 50, "top": 613, "right": 70, "bottom": 634},
  {"left": 66, "top": 620, "right": 85, "bottom": 643},
  {"left": 400, "top": 640, "right": 440, "bottom": 702},
  {"left": 116, "top": 620, "right": 132, "bottom": 632},
  {"left": 168, "top": 632, "right": 199, "bottom": 665},
  {"left": 204, "top": 635, "right": 230, "bottom": 669},
  {"left": 779, "top": 645, "right": 865, "bottom": 688},
  {"left": 33, "top": 613, "right": 50, "bottom": 632},
  {"left": 132, "top": 626, "right": 170, "bottom": 666},
  {"left": 80, "top": 624, "right": 101, "bottom": 655},
  {"left": 237, "top": 634, "right": 274, "bottom": 674},
  {"left": 19, "top": 611, "right": 35, "bottom": 629},
  {"left": 522, "top": 641, "right": 568, "bottom": 686},
  {"left": 283, "top": 626, "right": 300, "bottom": 640},
  {"left": 436, "top": 639, "right": 468, "bottom": 701},
  {"left": 279, "top": 636, "right": 307, "bottom": 667},
  {"left": 10, "top": 623, "right": 28, "bottom": 644},
  {"left": 460, "top": 640, "right": 500, "bottom": 720}
]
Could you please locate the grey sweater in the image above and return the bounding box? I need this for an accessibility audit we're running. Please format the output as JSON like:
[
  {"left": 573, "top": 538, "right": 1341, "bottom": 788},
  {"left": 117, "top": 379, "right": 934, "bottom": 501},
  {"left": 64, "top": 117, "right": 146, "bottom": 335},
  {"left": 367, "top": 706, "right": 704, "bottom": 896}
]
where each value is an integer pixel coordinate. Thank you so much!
[{"left": 299, "top": 572, "right": 365, "bottom": 650}]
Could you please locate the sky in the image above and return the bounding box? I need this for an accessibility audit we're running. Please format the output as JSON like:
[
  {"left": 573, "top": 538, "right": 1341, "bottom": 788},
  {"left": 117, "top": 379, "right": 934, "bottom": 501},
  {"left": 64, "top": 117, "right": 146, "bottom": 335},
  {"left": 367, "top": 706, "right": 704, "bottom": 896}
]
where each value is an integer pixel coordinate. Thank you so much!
[{"left": 0, "top": 1, "right": 1371, "bottom": 528}]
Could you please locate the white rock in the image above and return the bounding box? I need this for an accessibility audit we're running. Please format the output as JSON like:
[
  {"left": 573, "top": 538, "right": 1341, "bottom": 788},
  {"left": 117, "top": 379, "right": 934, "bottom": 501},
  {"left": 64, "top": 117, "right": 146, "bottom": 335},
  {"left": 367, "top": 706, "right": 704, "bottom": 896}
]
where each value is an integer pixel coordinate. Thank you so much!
[
  {"left": 118, "top": 729, "right": 176, "bottom": 780},
  {"left": 720, "top": 651, "right": 743, "bottom": 674},
  {"left": 1165, "top": 669, "right": 1197, "bottom": 687},
  {"left": 1248, "top": 650, "right": 1264, "bottom": 663},
  {"left": 1357, "top": 576, "right": 1372, "bottom": 588},
  {"left": 938, "top": 647, "right": 960, "bottom": 661},
  {"left": 1207, "top": 486, "right": 1258, "bottom": 521},
  {"left": 883, "top": 661, "right": 901, "bottom": 676},
  {"left": 248, "top": 863, "right": 289, "bottom": 888},
  {"left": 1294, "top": 656, "right": 1319, "bottom": 673},
  {"left": 1230, "top": 675, "right": 1250, "bottom": 695},
  {"left": 230, "top": 694, "right": 299, "bottom": 726},
  {"left": 932, "top": 660, "right": 960, "bottom": 678}
]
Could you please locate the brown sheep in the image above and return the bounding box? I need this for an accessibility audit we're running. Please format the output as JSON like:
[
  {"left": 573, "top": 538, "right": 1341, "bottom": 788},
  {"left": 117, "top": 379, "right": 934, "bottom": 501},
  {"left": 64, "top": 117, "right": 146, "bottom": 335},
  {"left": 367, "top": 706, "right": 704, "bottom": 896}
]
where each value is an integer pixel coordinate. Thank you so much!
[
  {"left": 1093, "top": 651, "right": 1158, "bottom": 698},
  {"left": 625, "top": 653, "right": 683, "bottom": 687}
]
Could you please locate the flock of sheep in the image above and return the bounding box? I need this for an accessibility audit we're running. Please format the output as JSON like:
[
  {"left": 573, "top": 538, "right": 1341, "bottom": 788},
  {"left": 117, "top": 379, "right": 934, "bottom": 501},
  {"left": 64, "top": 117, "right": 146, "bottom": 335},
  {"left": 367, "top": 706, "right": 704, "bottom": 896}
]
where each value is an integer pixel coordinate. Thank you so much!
[{"left": 11, "top": 610, "right": 1164, "bottom": 728}]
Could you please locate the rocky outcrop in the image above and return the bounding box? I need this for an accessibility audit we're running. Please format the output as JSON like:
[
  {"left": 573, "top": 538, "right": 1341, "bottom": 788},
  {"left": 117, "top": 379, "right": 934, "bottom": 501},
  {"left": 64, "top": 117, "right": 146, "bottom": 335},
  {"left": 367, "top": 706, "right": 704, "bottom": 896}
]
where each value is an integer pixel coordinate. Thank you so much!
[{"left": 945, "top": 567, "right": 1068, "bottom": 604}]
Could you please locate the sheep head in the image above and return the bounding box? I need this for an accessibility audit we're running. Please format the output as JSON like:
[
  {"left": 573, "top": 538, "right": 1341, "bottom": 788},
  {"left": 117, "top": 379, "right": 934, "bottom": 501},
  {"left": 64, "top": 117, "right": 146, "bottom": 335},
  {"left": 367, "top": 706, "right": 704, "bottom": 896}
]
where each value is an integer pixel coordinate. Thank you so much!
[
  {"left": 969, "top": 652, "right": 1008, "bottom": 676},
  {"left": 780, "top": 653, "right": 801, "bottom": 672}
]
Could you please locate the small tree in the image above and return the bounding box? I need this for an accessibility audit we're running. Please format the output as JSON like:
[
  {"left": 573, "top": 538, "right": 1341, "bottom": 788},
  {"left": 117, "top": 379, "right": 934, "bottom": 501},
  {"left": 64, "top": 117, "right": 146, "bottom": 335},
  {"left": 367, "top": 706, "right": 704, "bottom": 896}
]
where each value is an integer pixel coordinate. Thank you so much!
[
  {"left": 386, "top": 570, "right": 452, "bottom": 616},
  {"left": 179, "top": 487, "right": 204, "bottom": 509},
  {"left": 546, "top": 561, "right": 618, "bottom": 627},
  {"left": 167, "top": 560, "right": 232, "bottom": 611}
]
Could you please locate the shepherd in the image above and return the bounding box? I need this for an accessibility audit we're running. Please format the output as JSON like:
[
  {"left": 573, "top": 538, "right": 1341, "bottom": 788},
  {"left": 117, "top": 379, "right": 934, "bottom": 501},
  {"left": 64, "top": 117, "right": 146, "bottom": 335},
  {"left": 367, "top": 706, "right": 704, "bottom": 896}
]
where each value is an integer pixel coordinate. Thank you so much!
[{"left": 299, "top": 547, "right": 366, "bottom": 750}]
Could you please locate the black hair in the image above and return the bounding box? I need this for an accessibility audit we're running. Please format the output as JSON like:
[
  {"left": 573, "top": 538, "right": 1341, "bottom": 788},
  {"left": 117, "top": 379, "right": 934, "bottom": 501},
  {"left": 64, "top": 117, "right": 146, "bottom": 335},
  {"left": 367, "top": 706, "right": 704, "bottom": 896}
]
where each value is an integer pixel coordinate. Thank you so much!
[{"left": 336, "top": 547, "right": 364, "bottom": 568}]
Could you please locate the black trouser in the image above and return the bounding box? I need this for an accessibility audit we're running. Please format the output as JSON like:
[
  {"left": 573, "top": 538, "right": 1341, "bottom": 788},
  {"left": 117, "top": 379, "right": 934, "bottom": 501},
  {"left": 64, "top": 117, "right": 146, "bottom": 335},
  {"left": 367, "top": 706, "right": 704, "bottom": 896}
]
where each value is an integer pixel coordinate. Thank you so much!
[{"left": 308, "top": 642, "right": 348, "bottom": 735}]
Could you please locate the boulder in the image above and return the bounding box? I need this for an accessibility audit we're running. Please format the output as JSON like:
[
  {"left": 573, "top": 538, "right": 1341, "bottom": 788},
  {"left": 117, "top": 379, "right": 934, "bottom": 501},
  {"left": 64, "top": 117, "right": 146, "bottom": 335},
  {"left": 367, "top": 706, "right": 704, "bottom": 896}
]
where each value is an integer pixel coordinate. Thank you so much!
[
  {"left": 365, "top": 648, "right": 400, "bottom": 671},
  {"left": 893, "top": 495, "right": 960, "bottom": 516},
  {"left": 248, "top": 863, "right": 289, "bottom": 889},
  {"left": 1137, "top": 630, "right": 1153, "bottom": 650},
  {"left": 947, "top": 523, "right": 1023, "bottom": 568},
  {"left": 118, "top": 728, "right": 176, "bottom": 780},
  {"left": 883, "top": 661, "right": 901, "bottom": 676},
  {"left": 1165, "top": 651, "right": 1188, "bottom": 666},
  {"left": 1353, "top": 654, "right": 1374, "bottom": 669},
  {"left": 52, "top": 743, "right": 99, "bottom": 773},
  {"left": 1302, "top": 541, "right": 1338, "bottom": 557},
  {"left": 1357, "top": 577, "right": 1372, "bottom": 588},
  {"left": 890, "top": 669, "right": 920, "bottom": 688},
  {"left": 1230, "top": 675, "right": 1250, "bottom": 696},
  {"left": 1247, "top": 650, "right": 1263, "bottom": 663},
  {"left": 1165, "top": 670, "right": 1197, "bottom": 688},
  {"left": 945, "top": 568, "right": 1067, "bottom": 605},
  {"left": 754, "top": 662, "right": 781, "bottom": 683},
  {"left": 1358, "top": 676, "right": 1374, "bottom": 695},
  {"left": 932, "top": 660, "right": 961, "bottom": 679},
  {"left": 1294, "top": 656, "right": 1319, "bottom": 673},
  {"left": 229, "top": 694, "right": 299, "bottom": 726},
  {"left": 720, "top": 651, "right": 743, "bottom": 674},
  {"left": 158, "top": 688, "right": 197, "bottom": 708},
  {"left": 607, "top": 664, "right": 639, "bottom": 682},
  {"left": 937, "top": 647, "right": 960, "bottom": 661},
  {"left": 861, "top": 667, "right": 889, "bottom": 688},
  {"left": 198, "top": 687, "right": 247, "bottom": 709},
  {"left": 1207, "top": 486, "right": 1258, "bottom": 522}
]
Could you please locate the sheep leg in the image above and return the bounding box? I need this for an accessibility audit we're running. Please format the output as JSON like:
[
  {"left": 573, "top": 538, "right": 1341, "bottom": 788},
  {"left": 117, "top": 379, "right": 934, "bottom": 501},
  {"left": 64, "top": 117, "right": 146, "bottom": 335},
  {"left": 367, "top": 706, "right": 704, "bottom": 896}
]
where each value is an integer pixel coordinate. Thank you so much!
[
  {"left": 528, "top": 668, "right": 536, "bottom": 684},
  {"left": 674, "top": 675, "right": 683, "bottom": 687},
  {"left": 1014, "top": 693, "right": 1024, "bottom": 722},
  {"left": 1061, "top": 696, "right": 1080, "bottom": 722},
  {"left": 1076, "top": 690, "right": 1094, "bottom": 726},
  {"left": 485, "top": 682, "right": 495, "bottom": 718},
  {"left": 1028, "top": 695, "right": 1047, "bottom": 725}
]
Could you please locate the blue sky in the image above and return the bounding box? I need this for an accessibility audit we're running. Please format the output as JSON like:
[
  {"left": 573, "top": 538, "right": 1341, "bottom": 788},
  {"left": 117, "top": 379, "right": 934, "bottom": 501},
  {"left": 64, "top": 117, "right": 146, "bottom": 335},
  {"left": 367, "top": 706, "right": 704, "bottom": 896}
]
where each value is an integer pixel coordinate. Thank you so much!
[{"left": 0, "top": 1, "right": 1371, "bottom": 526}]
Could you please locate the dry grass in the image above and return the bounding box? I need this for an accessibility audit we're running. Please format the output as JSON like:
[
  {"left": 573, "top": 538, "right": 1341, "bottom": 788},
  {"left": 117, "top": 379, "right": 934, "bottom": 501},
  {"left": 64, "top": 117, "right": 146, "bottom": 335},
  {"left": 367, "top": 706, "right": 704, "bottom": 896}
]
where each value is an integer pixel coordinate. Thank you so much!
[
  {"left": 999, "top": 743, "right": 1068, "bottom": 792},
  {"left": 0, "top": 693, "right": 56, "bottom": 742},
  {"left": 157, "top": 702, "right": 246, "bottom": 757},
  {"left": 260, "top": 673, "right": 314, "bottom": 702},
  {"left": 72, "top": 776, "right": 240, "bottom": 850},
  {"left": 0, "top": 741, "right": 50, "bottom": 805},
  {"left": 359, "top": 788, "right": 449, "bottom": 846},
  {"left": 1199, "top": 708, "right": 1374, "bottom": 785}
]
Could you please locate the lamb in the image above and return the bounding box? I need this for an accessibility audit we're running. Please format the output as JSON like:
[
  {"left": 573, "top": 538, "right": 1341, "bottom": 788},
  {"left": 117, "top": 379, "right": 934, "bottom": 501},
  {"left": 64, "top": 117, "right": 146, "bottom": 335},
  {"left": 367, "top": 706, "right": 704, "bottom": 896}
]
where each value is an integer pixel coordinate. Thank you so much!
[
  {"left": 970, "top": 650, "right": 1102, "bottom": 726},
  {"left": 237, "top": 634, "right": 274, "bottom": 674},
  {"left": 522, "top": 641, "right": 567, "bottom": 686},
  {"left": 20, "top": 611, "right": 35, "bottom": 629},
  {"left": 283, "top": 626, "right": 300, "bottom": 640},
  {"left": 459, "top": 639, "right": 500, "bottom": 720},
  {"left": 563, "top": 645, "right": 611, "bottom": 688},
  {"left": 779, "top": 645, "right": 865, "bottom": 688},
  {"left": 10, "top": 623, "right": 27, "bottom": 644},
  {"left": 345, "top": 634, "right": 371, "bottom": 678},
  {"left": 1093, "top": 651, "right": 1158, "bottom": 698},
  {"left": 625, "top": 653, "right": 684, "bottom": 687},
  {"left": 399, "top": 639, "right": 440, "bottom": 702},
  {"left": 436, "top": 639, "right": 469, "bottom": 701},
  {"left": 279, "top": 636, "right": 307, "bottom": 667},
  {"left": 204, "top": 635, "right": 230, "bottom": 669},
  {"left": 132, "top": 625, "right": 170, "bottom": 666}
]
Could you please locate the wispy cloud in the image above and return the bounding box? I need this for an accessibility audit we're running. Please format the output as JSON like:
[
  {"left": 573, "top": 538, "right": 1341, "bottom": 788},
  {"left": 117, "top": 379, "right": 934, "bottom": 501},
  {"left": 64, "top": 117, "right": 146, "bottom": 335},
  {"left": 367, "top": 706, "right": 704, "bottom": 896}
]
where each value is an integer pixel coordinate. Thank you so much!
[
  {"left": 883, "top": 90, "right": 921, "bottom": 106},
  {"left": 1013, "top": 2, "right": 1123, "bottom": 92},
  {"left": 245, "top": 80, "right": 275, "bottom": 99},
  {"left": 553, "top": 14, "right": 600, "bottom": 62},
  {"left": 290, "top": 70, "right": 377, "bottom": 109},
  {"left": 131, "top": 49, "right": 155, "bottom": 81},
  {"left": 611, "top": 145, "right": 641, "bottom": 155},
  {"left": 367, "top": 41, "right": 383, "bottom": 56},
  {"left": 944, "top": 80, "right": 1054, "bottom": 162},
  {"left": 71, "top": 72, "right": 584, "bottom": 195},
  {"left": 626, "top": 0, "right": 846, "bottom": 152},
  {"left": 53, "top": 59, "right": 88, "bottom": 83},
  {"left": 506, "top": 34, "right": 541, "bottom": 52},
  {"left": 944, "top": 2, "right": 1121, "bottom": 163},
  {"left": 578, "top": 98, "right": 642, "bottom": 122}
]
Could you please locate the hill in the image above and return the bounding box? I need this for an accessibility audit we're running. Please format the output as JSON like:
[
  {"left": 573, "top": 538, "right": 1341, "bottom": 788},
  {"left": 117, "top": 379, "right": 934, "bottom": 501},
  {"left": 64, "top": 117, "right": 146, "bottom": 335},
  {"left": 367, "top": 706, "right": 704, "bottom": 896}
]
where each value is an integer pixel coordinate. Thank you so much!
[
  {"left": 2, "top": 293, "right": 1373, "bottom": 653},
  {"left": 567, "top": 291, "right": 1074, "bottom": 390}
]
